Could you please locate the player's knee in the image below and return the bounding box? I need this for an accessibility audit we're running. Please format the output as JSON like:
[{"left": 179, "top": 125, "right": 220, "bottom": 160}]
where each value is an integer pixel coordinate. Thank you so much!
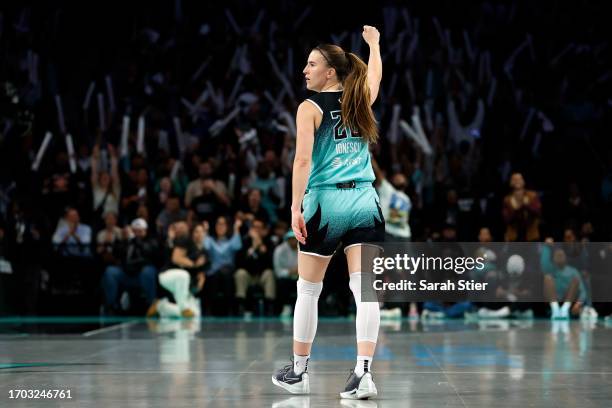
[
  {"left": 297, "top": 277, "right": 323, "bottom": 298},
  {"left": 349, "top": 272, "right": 362, "bottom": 301}
]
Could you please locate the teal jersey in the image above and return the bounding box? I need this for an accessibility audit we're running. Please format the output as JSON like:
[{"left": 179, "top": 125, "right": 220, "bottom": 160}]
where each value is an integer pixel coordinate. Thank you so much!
[{"left": 305, "top": 91, "right": 375, "bottom": 189}]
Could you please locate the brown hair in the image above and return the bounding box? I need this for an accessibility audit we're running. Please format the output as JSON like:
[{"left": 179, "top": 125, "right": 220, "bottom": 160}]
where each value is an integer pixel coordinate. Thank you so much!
[{"left": 314, "top": 44, "right": 379, "bottom": 143}]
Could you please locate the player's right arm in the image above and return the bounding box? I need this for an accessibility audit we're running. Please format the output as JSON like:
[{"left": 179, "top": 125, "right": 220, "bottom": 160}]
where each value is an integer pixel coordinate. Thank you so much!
[
  {"left": 363, "top": 25, "right": 381, "bottom": 105},
  {"left": 290, "top": 101, "right": 317, "bottom": 244}
]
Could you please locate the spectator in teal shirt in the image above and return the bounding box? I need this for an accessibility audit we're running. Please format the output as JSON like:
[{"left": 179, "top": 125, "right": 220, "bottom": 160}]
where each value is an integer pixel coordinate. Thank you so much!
[{"left": 540, "top": 240, "right": 586, "bottom": 319}]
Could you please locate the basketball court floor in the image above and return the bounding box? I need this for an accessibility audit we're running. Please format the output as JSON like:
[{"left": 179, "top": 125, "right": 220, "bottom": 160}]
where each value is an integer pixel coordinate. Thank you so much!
[{"left": 2, "top": 317, "right": 611, "bottom": 407}]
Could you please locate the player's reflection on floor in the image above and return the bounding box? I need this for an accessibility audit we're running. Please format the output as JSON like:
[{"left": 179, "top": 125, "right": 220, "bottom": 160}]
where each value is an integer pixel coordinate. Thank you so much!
[
  {"left": 146, "top": 318, "right": 200, "bottom": 364},
  {"left": 271, "top": 396, "right": 310, "bottom": 408},
  {"left": 270, "top": 396, "right": 379, "bottom": 408}
]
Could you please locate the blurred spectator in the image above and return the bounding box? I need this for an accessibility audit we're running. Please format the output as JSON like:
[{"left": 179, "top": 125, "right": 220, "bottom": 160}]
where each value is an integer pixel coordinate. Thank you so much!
[
  {"left": 250, "top": 163, "right": 281, "bottom": 223},
  {"left": 152, "top": 177, "right": 175, "bottom": 217},
  {"left": 189, "top": 178, "right": 230, "bottom": 224},
  {"left": 478, "top": 227, "right": 493, "bottom": 243},
  {"left": 372, "top": 159, "right": 412, "bottom": 241},
  {"left": 435, "top": 190, "right": 460, "bottom": 233},
  {"left": 201, "top": 216, "right": 242, "bottom": 315},
  {"left": 239, "top": 189, "right": 270, "bottom": 225},
  {"left": 152, "top": 221, "right": 205, "bottom": 318},
  {"left": 270, "top": 220, "right": 289, "bottom": 247},
  {"left": 95, "top": 212, "right": 122, "bottom": 266},
  {"left": 185, "top": 161, "right": 230, "bottom": 208},
  {"left": 91, "top": 144, "right": 121, "bottom": 228},
  {"left": 2, "top": 199, "right": 45, "bottom": 314},
  {"left": 561, "top": 228, "right": 589, "bottom": 272},
  {"left": 121, "top": 168, "right": 151, "bottom": 222},
  {"left": 273, "top": 230, "right": 298, "bottom": 317},
  {"left": 474, "top": 250, "right": 534, "bottom": 319},
  {"left": 563, "top": 183, "right": 588, "bottom": 230},
  {"left": 373, "top": 159, "right": 416, "bottom": 317},
  {"left": 502, "top": 173, "right": 541, "bottom": 242},
  {"left": 136, "top": 204, "right": 153, "bottom": 232},
  {"left": 580, "top": 221, "right": 595, "bottom": 242},
  {"left": 435, "top": 189, "right": 479, "bottom": 241},
  {"left": 155, "top": 157, "right": 189, "bottom": 198},
  {"left": 42, "top": 153, "right": 75, "bottom": 224},
  {"left": 190, "top": 224, "right": 208, "bottom": 293},
  {"left": 52, "top": 208, "right": 92, "bottom": 258},
  {"left": 235, "top": 217, "right": 275, "bottom": 316},
  {"left": 540, "top": 240, "right": 587, "bottom": 319},
  {"left": 156, "top": 196, "right": 187, "bottom": 237},
  {"left": 101, "top": 218, "right": 158, "bottom": 315}
]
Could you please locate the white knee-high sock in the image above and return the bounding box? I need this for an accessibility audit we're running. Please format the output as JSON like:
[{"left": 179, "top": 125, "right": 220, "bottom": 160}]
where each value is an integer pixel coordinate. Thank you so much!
[
  {"left": 349, "top": 272, "right": 380, "bottom": 343},
  {"left": 293, "top": 277, "right": 323, "bottom": 344}
]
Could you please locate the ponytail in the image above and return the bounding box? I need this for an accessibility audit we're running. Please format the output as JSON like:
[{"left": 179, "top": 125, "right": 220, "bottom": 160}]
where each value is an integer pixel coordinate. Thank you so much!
[
  {"left": 342, "top": 53, "right": 379, "bottom": 143},
  {"left": 312, "top": 44, "right": 379, "bottom": 143}
]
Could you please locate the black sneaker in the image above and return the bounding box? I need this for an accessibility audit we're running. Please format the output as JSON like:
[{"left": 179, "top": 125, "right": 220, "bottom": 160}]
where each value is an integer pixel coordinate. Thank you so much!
[
  {"left": 272, "top": 359, "right": 310, "bottom": 394},
  {"left": 339, "top": 369, "right": 377, "bottom": 399}
]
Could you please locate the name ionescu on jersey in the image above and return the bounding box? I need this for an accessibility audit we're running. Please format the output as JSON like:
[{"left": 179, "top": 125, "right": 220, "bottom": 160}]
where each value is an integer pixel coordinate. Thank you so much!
[{"left": 335, "top": 142, "right": 362, "bottom": 154}]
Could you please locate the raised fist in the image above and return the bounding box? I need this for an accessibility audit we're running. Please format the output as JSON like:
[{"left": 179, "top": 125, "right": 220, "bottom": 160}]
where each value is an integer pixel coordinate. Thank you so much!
[{"left": 362, "top": 25, "right": 380, "bottom": 46}]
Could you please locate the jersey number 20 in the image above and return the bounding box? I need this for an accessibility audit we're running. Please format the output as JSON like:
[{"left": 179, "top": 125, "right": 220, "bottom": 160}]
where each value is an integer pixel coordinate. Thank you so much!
[{"left": 330, "top": 110, "right": 360, "bottom": 141}]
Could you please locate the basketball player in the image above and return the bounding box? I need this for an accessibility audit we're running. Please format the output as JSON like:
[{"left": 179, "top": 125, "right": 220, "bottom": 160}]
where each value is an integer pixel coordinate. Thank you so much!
[{"left": 272, "top": 25, "right": 384, "bottom": 400}]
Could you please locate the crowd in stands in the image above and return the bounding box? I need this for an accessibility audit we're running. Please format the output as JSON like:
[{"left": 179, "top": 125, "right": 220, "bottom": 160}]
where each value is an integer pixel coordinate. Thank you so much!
[{"left": 0, "top": 1, "right": 611, "bottom": 318}]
